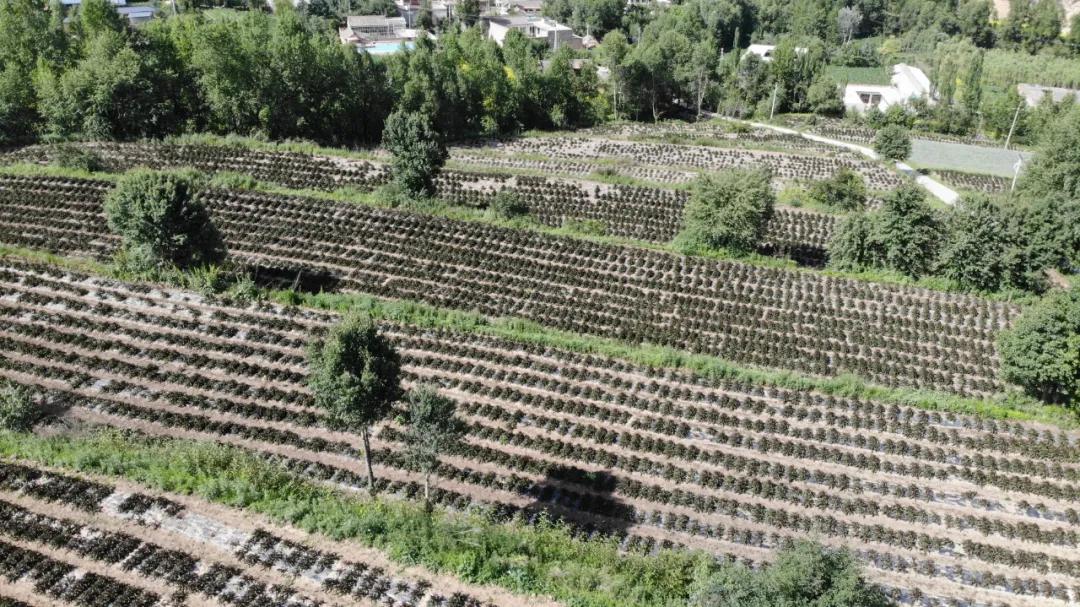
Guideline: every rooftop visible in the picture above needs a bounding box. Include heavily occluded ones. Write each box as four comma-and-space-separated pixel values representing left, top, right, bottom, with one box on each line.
1017, 83, 1080, 107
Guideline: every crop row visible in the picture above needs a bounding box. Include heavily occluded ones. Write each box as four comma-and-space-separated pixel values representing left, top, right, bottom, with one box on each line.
0, 460, 491, 607
0, 260, 1072, 606
2, 143, 835, 263
0, 175, 1015, 395
480, 136, 904, 190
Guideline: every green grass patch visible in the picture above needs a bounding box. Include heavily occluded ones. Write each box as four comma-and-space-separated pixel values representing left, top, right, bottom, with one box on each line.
0, 428, 724, 607
825, 65, 891, 86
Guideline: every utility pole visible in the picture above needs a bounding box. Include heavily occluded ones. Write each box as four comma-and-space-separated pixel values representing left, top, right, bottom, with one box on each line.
1004, 100, 1023, 151
769, 82, 779, 120
1010, 155, 1024, 193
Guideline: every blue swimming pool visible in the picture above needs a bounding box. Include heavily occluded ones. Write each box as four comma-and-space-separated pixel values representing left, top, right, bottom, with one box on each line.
364, 41, 415, 55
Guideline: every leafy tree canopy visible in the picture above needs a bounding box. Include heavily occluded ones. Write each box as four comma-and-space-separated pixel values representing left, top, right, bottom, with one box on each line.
103, 169, 225, 273
999, 288, 1080, 403
678, 169, 775, 256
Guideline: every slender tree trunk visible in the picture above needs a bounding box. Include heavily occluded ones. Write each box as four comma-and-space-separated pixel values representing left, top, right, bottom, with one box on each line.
423, 470, 432, 511
361, 427, 376, 495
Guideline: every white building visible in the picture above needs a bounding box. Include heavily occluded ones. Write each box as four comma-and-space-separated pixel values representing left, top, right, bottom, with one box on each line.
339, 15, 408, 44
742, 44, 807, 63
487, 15, 580, 49
396, 0, 451, 26
493, 0, 541, 14
843, 64, 933, 114
116, 5, 155, 23
1017, 83, 1080, 107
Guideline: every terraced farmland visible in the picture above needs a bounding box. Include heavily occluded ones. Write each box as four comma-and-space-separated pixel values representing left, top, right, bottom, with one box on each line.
0, 259, 1074, 607
0, 459, 511, 607
0, 174, 1013, 395
1, 144, 838, 261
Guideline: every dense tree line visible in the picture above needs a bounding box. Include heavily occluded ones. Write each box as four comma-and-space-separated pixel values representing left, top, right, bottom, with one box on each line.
0, 0, 602, 146
830, 107, 1080, 294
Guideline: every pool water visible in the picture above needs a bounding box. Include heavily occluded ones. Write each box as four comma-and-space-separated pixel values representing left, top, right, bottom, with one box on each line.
364, 41, 415, 55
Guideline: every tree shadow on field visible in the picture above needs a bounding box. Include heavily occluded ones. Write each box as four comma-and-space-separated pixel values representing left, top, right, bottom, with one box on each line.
519, 465, 635, 546
247, 264, 341, 294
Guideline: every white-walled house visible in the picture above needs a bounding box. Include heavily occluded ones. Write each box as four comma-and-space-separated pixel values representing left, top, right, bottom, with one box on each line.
487, 15, 581, 49
843, 64, 933, 114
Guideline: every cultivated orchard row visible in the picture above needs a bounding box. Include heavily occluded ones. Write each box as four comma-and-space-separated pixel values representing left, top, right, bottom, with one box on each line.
0, 260, 1074, 607
0, 460, 493, 607
578, 122, 847, 155
1, 143, 837, 262
469, 137, 904, 190
0, 174, 1013, 395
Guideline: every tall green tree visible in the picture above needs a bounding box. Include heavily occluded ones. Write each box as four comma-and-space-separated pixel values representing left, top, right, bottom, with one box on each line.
457, 0, 480, 26
961, 50, 984, 114
103, 170, 225, 273
403, 384, 466, 508
959, 0, 995, 47
998, 288, 1080, 403
308, 314, 403, 494
937, 194, 1010, 292
1018, 106, 1080, 200
598, 30, 630, 119
875, 184, 942, 277
382, 109, 448, 198
0, 0, 64, 143
677, 169, 775, 256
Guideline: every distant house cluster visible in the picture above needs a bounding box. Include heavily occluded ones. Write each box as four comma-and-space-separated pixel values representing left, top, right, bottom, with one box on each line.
340, 0, 585, 55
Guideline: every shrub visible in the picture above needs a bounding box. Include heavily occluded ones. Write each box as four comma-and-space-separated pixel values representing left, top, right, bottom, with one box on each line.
690, 541, 891, 607
103, 170, 225, 273
998, 288, 1080, 404
807, 76, 844, 117
0, 382, 36, 432
828, 212, 879, 271
873, 124, 911, 161
51, 144, 105, 172
677, 169, 775, 256
807, 168, 867, 211
487, 190, 529, 220
382, 110, 448, 198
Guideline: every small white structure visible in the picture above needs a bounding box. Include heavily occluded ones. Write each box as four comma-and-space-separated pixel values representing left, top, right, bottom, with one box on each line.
396, 0, 451, 27
1017, 83, 1080, 107
117, 5, 155, 23
742, 44, 807, 63
493, 0, 541, 14
843, 63, 932, 114
487, 15, 581, 49
339, 15, 408, 44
